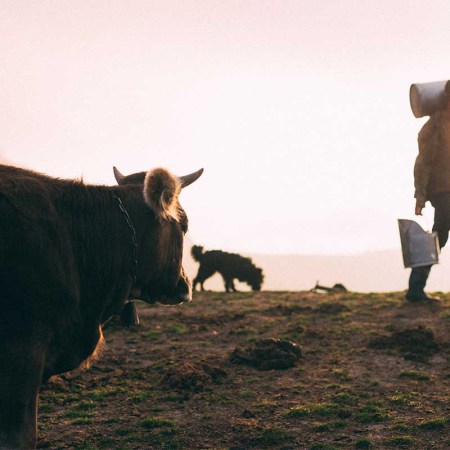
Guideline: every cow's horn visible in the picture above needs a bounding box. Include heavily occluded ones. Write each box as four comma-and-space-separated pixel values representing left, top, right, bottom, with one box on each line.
113, 166, 125, 185
179, 168, 204, 188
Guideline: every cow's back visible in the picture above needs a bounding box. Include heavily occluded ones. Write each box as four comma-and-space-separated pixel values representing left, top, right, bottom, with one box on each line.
0, 167, 79, 327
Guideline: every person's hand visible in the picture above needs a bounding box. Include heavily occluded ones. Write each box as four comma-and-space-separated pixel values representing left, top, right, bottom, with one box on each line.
415, 200, 425, 216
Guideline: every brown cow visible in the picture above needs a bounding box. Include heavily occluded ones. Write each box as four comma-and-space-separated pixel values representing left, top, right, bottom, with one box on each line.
0, 164, 202, 449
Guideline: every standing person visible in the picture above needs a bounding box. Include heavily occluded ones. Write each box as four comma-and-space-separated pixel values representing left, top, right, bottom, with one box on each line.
406, 81, 450, 302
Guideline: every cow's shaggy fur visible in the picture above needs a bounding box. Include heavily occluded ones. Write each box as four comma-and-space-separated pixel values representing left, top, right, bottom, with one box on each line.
191, 245, 264, 292
0, 164, 202, 449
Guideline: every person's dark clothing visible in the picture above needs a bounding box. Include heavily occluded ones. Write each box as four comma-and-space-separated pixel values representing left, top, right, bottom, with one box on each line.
407, 108, 450, 302
430, 192, 450, 248
406, 193, 450, 301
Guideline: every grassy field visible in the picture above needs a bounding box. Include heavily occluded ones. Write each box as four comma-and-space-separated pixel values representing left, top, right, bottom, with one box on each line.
37, 291, 450, 449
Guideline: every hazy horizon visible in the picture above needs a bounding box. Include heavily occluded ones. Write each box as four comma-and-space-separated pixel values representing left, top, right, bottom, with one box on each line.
1, 147, 446, 292
184, 245, 450, 293
2, 1, 450, 258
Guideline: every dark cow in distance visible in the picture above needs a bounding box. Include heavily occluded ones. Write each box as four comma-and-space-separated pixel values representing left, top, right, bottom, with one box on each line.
191, 245, 264, 292
0, 164, 202, 449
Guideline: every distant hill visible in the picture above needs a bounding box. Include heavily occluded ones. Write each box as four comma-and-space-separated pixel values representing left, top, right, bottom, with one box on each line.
184, 243, 450, 293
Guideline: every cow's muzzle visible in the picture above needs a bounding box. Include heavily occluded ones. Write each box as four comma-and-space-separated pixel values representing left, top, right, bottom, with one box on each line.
161, 277, 192, 304
159, 291, 191, 305
137, 278, 192, 305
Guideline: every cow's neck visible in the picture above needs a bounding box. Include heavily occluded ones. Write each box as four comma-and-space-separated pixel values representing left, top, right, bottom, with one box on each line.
53, 184, 139, 323
113, 194, 138, 289
113, 193, 140, 327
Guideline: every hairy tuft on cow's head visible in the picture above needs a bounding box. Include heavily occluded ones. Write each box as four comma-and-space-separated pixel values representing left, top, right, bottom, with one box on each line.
143, 168, 181, 221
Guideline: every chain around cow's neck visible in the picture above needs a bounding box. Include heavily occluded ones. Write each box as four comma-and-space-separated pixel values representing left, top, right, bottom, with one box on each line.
113, 194, 138, 289
114, 194, 140, 327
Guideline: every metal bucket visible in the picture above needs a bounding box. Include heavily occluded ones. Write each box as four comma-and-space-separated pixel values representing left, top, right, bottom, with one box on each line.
398, 219, 439, 268
410, 80, 448, 118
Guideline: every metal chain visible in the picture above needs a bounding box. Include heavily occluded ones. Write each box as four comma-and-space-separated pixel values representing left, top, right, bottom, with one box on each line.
114, 194, 138, 287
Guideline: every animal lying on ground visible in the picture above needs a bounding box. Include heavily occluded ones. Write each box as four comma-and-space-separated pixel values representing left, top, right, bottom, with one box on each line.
191, 245, 264, 292
310, 281, 348, 293
0, 164, 202, 449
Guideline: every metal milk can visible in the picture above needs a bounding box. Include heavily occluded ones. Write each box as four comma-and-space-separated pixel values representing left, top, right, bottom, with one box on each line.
398, 219, 440, 268
410, 80, 448, 118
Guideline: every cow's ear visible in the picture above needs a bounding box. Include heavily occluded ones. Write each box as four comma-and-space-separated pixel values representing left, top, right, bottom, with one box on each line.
143, 168, 181, 221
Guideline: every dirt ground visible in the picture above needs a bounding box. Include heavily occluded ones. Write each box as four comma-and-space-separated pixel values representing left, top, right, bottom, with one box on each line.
37, 290, 450, 449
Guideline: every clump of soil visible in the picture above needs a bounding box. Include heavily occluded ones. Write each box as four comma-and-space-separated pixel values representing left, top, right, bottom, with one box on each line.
160, 362, 227, 392
316, 302, 350, 314
189, 312, 246, 327
263, 304, 312, 316
230, 338, 302, 370
368, 326, 440, 361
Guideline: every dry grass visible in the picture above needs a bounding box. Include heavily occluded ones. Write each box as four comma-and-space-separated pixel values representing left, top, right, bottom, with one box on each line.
37, 291, 450, 449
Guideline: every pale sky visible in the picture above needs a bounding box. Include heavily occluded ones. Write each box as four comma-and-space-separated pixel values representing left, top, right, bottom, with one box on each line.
1, 1, 450, 255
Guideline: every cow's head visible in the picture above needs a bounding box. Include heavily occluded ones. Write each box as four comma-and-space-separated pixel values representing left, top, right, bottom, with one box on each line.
250, 268, 264, 292
114, 166, 203, 305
